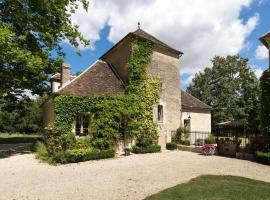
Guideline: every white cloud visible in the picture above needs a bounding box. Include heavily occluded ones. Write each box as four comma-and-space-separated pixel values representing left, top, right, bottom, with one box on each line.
71, 0, 259, 79
252, 66, 264, 78
255, 45, 268, 60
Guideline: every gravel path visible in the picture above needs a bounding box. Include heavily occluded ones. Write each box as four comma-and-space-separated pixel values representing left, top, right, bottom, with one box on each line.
0, 151, 270, 200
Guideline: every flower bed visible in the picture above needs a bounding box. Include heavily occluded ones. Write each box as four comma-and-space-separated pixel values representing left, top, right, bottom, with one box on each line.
202, 144, 216, 155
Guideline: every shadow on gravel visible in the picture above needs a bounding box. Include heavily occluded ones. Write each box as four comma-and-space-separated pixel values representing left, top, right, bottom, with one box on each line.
0, 143, 33, 159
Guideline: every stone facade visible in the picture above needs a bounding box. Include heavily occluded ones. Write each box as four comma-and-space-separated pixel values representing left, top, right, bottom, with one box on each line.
149, 51, 181, 149
43, 28, 212, 151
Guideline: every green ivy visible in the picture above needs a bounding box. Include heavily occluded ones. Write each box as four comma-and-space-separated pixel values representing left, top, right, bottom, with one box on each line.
52, 38, 160, 150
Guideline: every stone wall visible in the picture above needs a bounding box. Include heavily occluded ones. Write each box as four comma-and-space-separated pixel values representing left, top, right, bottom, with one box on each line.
101, 38, 131, 83
148, 51, 181, 149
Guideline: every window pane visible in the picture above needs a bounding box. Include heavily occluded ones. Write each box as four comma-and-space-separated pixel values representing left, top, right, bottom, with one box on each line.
158, 105, 163, 122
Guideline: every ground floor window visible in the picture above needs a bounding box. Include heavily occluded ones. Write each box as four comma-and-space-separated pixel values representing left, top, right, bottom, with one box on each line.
75, 113, 91, 136
157, 105, 163, 122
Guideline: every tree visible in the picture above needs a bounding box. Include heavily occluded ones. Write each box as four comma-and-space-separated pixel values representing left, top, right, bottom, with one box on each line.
0, 95, 47, 133
0, 0, 90, 97
187, 55, 260, 133
260, 69, 270, 141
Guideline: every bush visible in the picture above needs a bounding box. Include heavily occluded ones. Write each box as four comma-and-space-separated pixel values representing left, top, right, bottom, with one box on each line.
35, 141, 115, 164
166, 142, 177, 150
174, 126, 189, 144
132, 145, 161, 154
249, 135, 269, 153
65, 148, 115, 163
205, 135, 216, 144
35, 142, 53, 163
254, 151, 270, 165
75, 136, 91, 149
180, 140, 190, 146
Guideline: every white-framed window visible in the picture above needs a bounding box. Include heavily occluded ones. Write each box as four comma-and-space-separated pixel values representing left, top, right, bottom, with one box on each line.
157, 105, 163, 122
75, 113, 90, 136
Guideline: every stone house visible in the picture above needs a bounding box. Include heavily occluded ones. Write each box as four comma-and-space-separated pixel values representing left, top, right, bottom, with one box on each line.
42, 28, 211, 150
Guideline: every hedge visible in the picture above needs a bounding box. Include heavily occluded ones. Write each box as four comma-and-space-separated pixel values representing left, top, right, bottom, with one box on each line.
166, 142, 177, 150
180, 140, 190, 146
65, 148, 115, 163
0, 134, 42, 144
254, 151, 270, 165
132, 145, 161, 154
35, 142, 115, 164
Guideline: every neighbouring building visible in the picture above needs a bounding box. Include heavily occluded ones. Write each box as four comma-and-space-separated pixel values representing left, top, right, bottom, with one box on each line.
42, 28, 212, 150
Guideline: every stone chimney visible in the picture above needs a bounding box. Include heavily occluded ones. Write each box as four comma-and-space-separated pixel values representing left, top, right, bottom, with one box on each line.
61, 63, 71, 86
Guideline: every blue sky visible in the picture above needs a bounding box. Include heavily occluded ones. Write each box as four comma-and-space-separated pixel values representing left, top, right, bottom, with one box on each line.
61, 0, 270, 90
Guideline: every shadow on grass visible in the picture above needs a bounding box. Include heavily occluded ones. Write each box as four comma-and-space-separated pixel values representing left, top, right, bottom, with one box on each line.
0, 143, 33, 159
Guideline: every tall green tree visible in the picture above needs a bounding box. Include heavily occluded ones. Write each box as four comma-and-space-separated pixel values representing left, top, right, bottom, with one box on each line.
260, 69, 270, 141
187, 55, 260, 133
0, 0, 89, 97
0, 94, 47, 133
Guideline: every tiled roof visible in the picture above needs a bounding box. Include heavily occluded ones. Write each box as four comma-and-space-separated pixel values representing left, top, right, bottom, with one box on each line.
259, 31, 270, 49
132, 29, 183, 55
56, 61, 124, 96
181, 90, 211, 110
100, 28, 183, 60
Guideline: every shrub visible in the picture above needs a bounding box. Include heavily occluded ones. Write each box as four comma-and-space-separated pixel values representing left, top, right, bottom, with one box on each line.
174, 126, 189, 144
249, 135, 269, 153
254, 151, 270, 165
65, 148, 115, 163
166, 142, 177, 150
43, 127, 76, 155
132, 145, 161, 154
75, 136, 91, 149
205, 135, 216, 144
180, 140, 190, 146
35, 142, 54, 163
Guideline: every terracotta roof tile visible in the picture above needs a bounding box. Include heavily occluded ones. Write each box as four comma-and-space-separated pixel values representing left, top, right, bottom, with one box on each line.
56, 61, 124, 96
181, 90, 211, 110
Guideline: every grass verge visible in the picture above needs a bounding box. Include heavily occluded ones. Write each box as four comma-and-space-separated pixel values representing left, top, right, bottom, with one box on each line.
0, 133, 42, 144
145, 175, 270, 200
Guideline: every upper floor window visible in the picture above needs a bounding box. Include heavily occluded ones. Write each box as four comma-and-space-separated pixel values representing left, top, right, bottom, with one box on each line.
157, 105, 163, 122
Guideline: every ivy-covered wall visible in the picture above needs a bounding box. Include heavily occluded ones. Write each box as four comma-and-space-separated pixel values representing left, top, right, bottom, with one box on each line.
53, 38, 161, 150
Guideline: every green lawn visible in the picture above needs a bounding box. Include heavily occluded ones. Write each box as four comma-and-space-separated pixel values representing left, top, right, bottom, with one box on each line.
0, 133, 42, 144
145, 175, 270, 200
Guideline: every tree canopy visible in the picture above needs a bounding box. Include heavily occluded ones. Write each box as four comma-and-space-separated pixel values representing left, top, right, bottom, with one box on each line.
187, 55, 260, 133
0, 0, 89, 98
260, 69, 270, 141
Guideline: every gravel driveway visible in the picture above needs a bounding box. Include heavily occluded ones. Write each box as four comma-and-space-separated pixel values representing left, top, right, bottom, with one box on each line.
1, 151, 270, 200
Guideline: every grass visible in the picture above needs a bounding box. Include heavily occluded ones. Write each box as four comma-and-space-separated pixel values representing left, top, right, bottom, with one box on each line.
145, 175, 270, 200
0, 133, 42, 144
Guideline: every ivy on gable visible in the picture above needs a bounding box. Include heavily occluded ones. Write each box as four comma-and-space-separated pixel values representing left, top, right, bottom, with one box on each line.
53, 38, 161, 150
